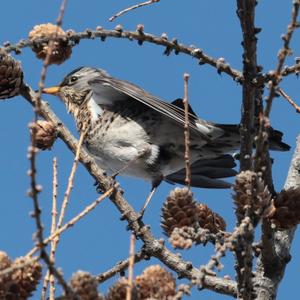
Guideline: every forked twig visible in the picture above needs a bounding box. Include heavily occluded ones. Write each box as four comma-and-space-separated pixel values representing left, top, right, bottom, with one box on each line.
26, 186, 115, 258
57, 124, 89, 229
277, 87, 300, 113
109, 0, 160, 22
183, 73, 191, 187
263, 1, 300, 120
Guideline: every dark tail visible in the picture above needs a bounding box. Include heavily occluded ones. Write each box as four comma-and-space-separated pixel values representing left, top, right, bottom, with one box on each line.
216, 124, 290, 152
165, 154, 237, 189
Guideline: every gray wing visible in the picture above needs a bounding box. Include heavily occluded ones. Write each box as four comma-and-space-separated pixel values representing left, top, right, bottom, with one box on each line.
88, 75, 225, 141
165, 154, 237, 188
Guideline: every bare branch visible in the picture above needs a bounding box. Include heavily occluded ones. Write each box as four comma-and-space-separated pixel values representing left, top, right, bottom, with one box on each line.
255, 1, 300, 183
26, 187, 115, 258
3, 27, 244, 83
235, 0, 258, 298
255, 135, 300, 299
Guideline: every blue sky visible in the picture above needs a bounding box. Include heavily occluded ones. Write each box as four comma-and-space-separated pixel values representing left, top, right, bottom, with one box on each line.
0, 1, 299, 299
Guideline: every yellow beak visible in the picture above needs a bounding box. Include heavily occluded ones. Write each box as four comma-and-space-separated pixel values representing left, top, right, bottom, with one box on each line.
42, 86, 60, 95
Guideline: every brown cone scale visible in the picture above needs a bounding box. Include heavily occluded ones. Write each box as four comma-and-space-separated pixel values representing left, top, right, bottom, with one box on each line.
0, 49, 23, 99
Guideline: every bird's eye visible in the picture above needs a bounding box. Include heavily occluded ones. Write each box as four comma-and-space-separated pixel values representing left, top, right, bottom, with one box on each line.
70, 76, 78, 83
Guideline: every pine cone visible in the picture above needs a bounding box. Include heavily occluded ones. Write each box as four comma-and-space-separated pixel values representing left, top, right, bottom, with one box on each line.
269, 188, 300, 229
161, 187, 198, 236
0, 251, 13, 299
0, 49, 23, 99
29, 120, 57, 150
168, 226, 194, 249
8, 257, 42, 300
70, 271, 104, 300
106, 278, 138, 300
136, 265, 176, 300
28, 23, 72, 65
233, 171, 273, 224
197, 204, 226, 234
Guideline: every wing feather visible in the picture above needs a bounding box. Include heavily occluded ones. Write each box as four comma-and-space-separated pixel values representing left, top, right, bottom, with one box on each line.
89, 75, 224, 141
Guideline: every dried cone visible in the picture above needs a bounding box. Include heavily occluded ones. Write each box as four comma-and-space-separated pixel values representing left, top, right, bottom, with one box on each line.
270, 188, 300, 229
0, 251, 13, 299
8, 257, 42, 300
0, 49, 23, 99
106, 278, 138, 300
161, 187, 198, 236
136, 265, 176, 300
70, 271, 104, 300
30, 120, 57, 150
169, 226, 194, 249
197, 203, 226, 234
233, 171, 273, 224
28, 23, 72, 65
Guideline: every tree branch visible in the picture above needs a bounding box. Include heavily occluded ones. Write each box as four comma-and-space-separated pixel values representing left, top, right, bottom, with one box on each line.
235, 0, 258, 298
255, 136, 300, 299
3, 27, 244, 83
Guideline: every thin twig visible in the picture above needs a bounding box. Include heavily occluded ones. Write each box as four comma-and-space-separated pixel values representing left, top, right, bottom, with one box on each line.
26, 186, 115, 258
41, 158, 58, 300
96, 250, 145, 283
109, 0, 160, 22
126, 234, 136, 300
277, 87, 300, 113
281, 61, 300, 77
183, 73, 191, 188
57, 124, 89, 229
35, 0, 68, 115
50, 157, 58, 299
41, 251, 76, 298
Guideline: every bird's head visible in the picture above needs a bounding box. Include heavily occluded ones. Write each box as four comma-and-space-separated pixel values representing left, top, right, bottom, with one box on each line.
42, 67, 107, 116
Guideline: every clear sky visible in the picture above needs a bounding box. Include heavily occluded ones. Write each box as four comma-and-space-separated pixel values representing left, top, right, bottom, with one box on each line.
0, 1, 299, 299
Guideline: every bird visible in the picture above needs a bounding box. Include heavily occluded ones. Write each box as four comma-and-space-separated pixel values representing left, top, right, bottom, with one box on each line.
42, 67, 290, 209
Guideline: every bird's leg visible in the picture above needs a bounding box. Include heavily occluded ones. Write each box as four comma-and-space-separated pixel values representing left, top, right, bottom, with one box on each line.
139, 177, 162, 218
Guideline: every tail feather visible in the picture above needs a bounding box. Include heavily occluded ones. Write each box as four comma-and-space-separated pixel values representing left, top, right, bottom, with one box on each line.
165, 154, 237, 189
216, 124, 290, 152
268, 128, 291, 151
